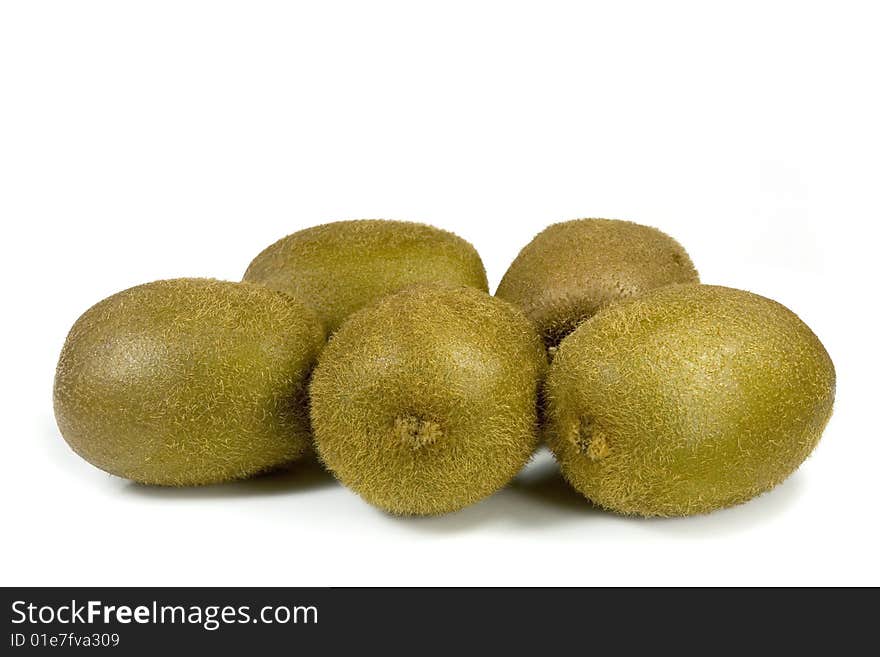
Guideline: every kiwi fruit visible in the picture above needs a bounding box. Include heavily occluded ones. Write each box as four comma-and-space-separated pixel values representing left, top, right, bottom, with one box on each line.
309, 285, 547, 515
544, 284, 835, 517
53, 278, 325, 486
243, 220, 489, 334
496, 218, 699, 348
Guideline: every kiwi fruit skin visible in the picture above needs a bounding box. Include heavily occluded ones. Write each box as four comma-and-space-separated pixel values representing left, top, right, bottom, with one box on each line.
496, 218, 699, 348
243, 220, 489, 334
309, 285, 547, 515
544, 284, 835, 517
53, 278, 325, 486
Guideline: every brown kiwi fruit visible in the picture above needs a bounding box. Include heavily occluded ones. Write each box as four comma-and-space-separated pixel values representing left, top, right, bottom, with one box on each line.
53, 278, 324, 486
309, 285, 547, 515
544, 284, 836, 517
244, 219, 489, 334
496, 218, 699, 348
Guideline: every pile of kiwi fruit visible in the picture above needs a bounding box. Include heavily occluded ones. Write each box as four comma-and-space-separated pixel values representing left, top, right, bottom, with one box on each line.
54, 218, 836, 518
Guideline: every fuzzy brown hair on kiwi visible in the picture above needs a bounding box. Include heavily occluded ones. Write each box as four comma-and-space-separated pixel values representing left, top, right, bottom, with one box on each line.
53, 278, 325, 486
496, 218, 699, 349
309, 285, 547, 515
544, 284, 836, 517
243, 219, 489, 334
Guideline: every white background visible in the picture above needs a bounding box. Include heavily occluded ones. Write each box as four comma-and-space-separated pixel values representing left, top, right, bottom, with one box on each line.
2, 1, 878, 586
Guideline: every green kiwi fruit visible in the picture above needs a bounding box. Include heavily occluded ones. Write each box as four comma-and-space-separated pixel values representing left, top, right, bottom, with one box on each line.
544, 284, 835, 517
53, 278, 324, 486
243, 220, 489, 334
309, 285, 547, 515
496, 218, 699, 348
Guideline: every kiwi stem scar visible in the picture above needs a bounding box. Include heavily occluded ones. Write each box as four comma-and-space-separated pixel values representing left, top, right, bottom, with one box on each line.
572, 417, 610, 460
394, 415, 444, 449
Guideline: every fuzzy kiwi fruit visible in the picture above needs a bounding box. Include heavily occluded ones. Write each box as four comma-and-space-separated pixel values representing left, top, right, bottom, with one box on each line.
53, 278, 325, 486
310, 285, 547, 515
544, 284, 835, 517
243, 220, 489, 334
496, 218, 699, 348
